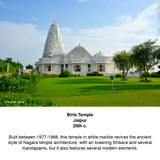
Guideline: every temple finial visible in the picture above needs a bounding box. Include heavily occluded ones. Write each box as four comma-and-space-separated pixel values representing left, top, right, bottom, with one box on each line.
51, 16, 53, 24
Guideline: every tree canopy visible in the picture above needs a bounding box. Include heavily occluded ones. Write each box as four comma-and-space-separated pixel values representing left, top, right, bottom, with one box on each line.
26, 64, 34, 70
131, 39, 160, 82
113, 50, 132, 81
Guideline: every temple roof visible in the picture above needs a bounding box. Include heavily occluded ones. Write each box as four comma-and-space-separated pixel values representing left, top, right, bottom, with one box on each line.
65, 44, 92, 58
94, 50, 108, 57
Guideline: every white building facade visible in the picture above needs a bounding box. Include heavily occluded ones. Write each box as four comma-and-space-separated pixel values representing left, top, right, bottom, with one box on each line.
35, 21, 117, 76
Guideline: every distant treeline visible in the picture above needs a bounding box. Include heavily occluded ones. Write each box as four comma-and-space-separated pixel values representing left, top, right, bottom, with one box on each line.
0, 58, 23, 74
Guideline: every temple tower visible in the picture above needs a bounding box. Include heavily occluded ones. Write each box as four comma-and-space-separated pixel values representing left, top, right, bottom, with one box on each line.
43, 20, 65, 57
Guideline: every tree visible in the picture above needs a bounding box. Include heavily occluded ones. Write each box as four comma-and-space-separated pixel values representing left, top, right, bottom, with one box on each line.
26, 64, 34, 70
113, 50, 132, 81
131, 39, 160, 82
130, 54, 144, 78
4, 58, 12, 64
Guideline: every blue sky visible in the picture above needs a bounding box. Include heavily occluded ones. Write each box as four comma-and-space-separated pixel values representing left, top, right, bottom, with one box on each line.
0, 0, 159, 70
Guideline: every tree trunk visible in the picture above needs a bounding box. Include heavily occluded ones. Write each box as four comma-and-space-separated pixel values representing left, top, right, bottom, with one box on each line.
140, 69, 142, 78
123, 71, 125, 81
145, 70, 147, 82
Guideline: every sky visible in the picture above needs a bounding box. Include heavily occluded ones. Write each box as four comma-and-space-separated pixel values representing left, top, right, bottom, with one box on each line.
0, 0, 159, 70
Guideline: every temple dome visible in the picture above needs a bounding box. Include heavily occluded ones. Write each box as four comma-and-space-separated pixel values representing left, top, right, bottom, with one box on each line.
94, 50, 108, 57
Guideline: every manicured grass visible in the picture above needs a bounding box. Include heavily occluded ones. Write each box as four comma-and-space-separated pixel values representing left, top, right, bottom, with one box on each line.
35, 76, 160, 106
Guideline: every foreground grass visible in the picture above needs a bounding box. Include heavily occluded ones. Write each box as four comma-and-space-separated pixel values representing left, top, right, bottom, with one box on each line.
35, 76, 160, 106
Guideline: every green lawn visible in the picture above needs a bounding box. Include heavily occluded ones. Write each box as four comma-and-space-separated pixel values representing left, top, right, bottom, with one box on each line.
35, 76, 160, 106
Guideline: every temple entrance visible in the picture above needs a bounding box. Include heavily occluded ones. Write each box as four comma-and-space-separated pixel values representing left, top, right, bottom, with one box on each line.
73, 64, 81, 72
98, 64, 105, 72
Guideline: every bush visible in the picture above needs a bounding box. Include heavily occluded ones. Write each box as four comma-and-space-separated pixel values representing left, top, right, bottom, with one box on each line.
98, 73, 103, 76
139, 78, 152, 82
59, 69, 71, 77
0, 75, 36, 94
87, 71, 103, 76
0, 92, 61, 106
93, 71, 98, 76
78, 74, 80, 77
151, 73, 157, 77
115, 74, 123, 78
141, 72, 151, 77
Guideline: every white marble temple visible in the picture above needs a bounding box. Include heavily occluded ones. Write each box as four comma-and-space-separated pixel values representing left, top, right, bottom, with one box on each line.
35, 21, 118, 76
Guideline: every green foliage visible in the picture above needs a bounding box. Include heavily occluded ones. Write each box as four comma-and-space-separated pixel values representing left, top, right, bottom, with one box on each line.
0, 92, 61, 106
59, 69, 71, 77
151, 72, 160, 77
78, 74, 80, 77
26, 64, 34, 70
87, 71, 103, 76
141, 72, 151, 77
113, 50, 132, 81
139, 78, 152, 82
131, 39, 160, 82
0, 58, 23, 74
115, 74, 123, 77
0, 75, 36, 94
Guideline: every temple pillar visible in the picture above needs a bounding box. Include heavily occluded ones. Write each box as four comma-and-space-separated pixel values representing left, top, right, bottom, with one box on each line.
42, 64, 44, 73
64, 64, 65, 71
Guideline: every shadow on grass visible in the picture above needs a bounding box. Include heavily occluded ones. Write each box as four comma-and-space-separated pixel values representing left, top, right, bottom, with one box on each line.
78, 84, 160, 92
53, 77, 139, 85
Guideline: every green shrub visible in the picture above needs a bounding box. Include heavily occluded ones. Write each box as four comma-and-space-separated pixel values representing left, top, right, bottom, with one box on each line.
0, 75, 36, 94
78, 74, 80, 77
0, 92, 61, 106
141, 72, 151, 77
93, 71, 98, 76
98, 73, 103, 76
59, 69, 71, 77
115, 74, 123, 77
87, 71, 103, 76
139, 78, 152, 82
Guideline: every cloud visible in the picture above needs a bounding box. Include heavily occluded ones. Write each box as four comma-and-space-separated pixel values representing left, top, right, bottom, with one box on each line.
116, 3, 157, 32
103, 0, 113, 4
0, 20, 47, 67
61, 3, 157, 55
0, 1, 3, 5
78, 0, 90, 2
32, 17, 38, 21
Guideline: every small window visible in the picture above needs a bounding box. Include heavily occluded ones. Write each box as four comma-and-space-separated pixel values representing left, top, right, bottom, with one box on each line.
65, 64, 68, 68
88, 64, 90, 68
61, 64, 64, 68
88, 69, 90, 72
100, 65, 102, 68
48, 65, 51, 71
